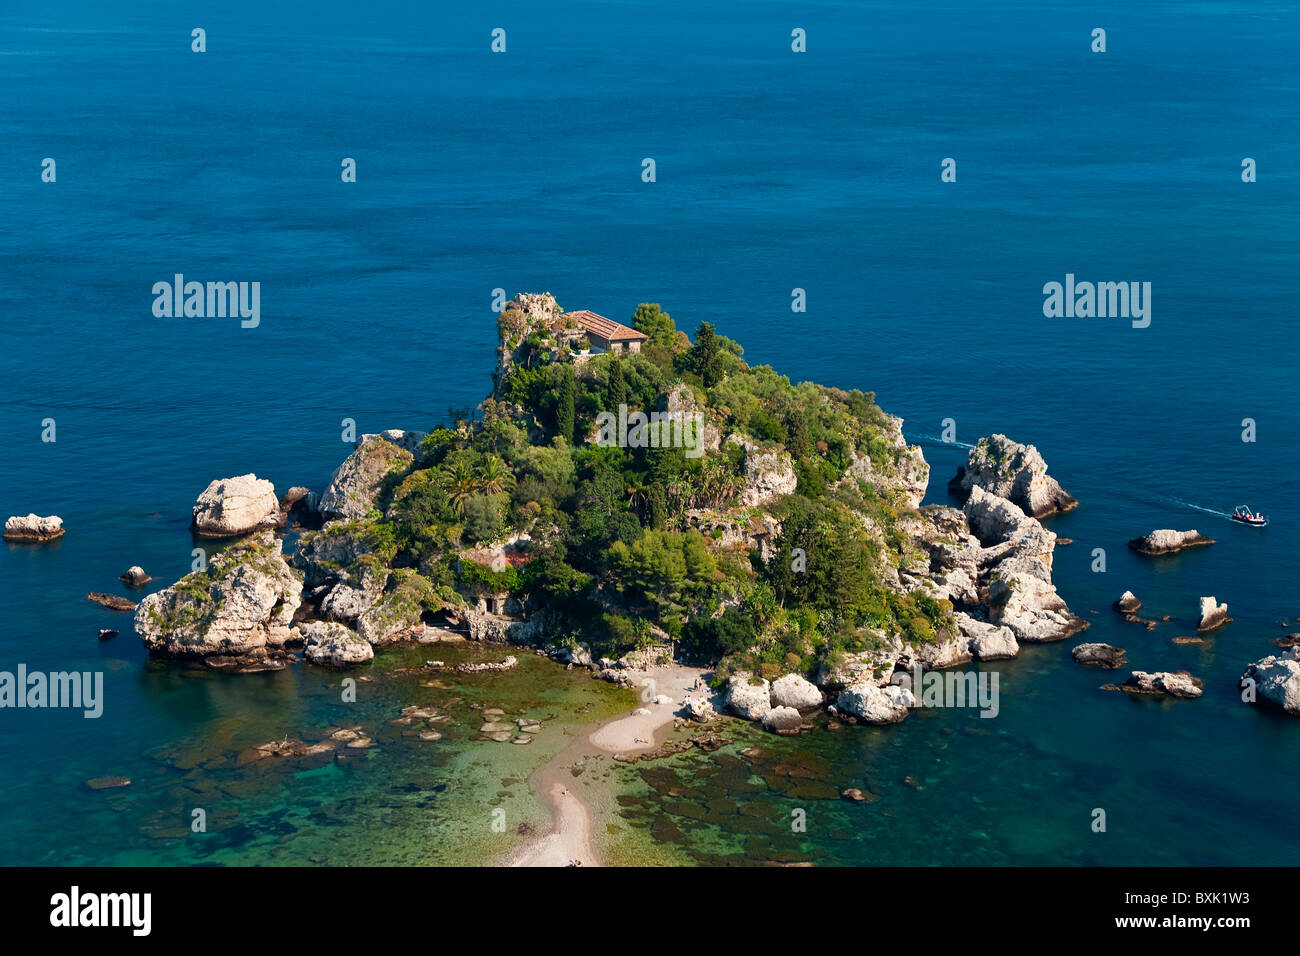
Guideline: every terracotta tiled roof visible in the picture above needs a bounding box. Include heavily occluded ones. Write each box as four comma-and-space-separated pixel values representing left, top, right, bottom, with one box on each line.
560, 310, 647, 342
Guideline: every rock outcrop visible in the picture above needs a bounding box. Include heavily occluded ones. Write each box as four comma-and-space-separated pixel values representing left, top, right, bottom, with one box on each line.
119, 566, 152, 587
135, 532, 303, 671
1113, 670, 1204, 699
1113, 591, 1141, 614
355, 570, 434, 646
3, 514, 64, 542
685, 696, 717, 722
318, 431, 422, 520
725, 675, 772, 720
191, 474, 283, 538
300, 621, 374, 666
836, 682, 915, 724
1241, 651, 1300, 715
950, 434, 1077, 518
962, 486, 1085, 643
1197, 596, 1231, 632
730, 437, 797, 507
770, 673, 824, 710
1128, 529, 1214, 556
1072, 643, 1127, 669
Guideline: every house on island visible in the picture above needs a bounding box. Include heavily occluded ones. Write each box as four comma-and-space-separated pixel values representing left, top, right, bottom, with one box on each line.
559, 310, 647, 355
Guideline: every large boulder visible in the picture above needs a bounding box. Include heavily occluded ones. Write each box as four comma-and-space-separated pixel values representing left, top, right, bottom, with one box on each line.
770, 673, 824, 710
951, 434, 1076, 518
724, 675, 772, 720
761, 706, 804, 734
191, 474, 282, 538
135, 532, 303, 670
1113, 590, 1141, 614
1242, 651, 1300, 715
1197, 596, 1231, 632
956, 612, 1020, 661
836, 682, 915, 724
318, 431, 422, 520
1127, 529, 1214, 556
300, 621, 373, 666
3, 514, 65, 542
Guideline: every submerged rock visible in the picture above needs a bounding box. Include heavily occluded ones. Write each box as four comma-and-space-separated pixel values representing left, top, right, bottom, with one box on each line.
1072, 642, 1127, 669
1197, 596, 1231, 632
191, 474, 283, 538
3, 514, 65, 542
1127, 529, 1214, 556
85, 776, 131, 790
88, 592, 136, 611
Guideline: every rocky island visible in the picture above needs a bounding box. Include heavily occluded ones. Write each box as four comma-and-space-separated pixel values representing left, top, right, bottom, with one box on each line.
135, 294, 1086, 724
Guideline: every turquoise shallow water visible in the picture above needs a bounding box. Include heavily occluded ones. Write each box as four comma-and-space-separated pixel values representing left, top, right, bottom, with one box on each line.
1, 0, 1298, 864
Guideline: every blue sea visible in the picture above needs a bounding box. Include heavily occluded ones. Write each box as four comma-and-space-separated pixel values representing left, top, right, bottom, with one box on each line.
1, 0, 1298, 865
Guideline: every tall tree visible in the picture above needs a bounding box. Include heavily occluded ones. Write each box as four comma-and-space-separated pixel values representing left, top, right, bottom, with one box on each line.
607, 359, 629, 411
647, 482, 668, 530
687, 322, 724, 387
555, 365, 576, 444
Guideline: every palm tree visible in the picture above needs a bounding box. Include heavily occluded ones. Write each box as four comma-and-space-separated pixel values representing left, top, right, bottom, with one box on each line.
476, 455, 515, 496
443, 459, 479, 514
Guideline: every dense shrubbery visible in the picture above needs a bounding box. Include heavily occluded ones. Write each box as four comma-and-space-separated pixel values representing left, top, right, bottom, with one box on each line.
366, 302, 946, 665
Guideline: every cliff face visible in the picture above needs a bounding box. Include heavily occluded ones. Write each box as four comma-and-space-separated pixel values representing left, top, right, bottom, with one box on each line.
135, 293, 1083, 709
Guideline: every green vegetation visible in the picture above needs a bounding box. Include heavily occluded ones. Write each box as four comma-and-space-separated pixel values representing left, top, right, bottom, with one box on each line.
339, 299, 947, 676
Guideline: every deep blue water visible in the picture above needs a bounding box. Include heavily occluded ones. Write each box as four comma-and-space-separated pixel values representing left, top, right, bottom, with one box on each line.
1, 0, 1297, 864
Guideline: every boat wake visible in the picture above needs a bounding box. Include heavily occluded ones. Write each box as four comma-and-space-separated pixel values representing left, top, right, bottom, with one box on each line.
907, 432, 976, 451
1153, 496, 1236, 521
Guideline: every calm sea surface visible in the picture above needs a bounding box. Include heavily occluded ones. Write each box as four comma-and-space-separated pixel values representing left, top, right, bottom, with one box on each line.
1, 0, 1297, 864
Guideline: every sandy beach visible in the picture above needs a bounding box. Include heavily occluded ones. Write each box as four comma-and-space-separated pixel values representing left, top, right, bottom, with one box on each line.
503, 663, 715, 867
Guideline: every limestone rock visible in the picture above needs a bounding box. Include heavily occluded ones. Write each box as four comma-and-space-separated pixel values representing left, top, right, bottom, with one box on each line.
119, 566, 152, 587
135, 532, 303, 669
355, 570, 434, 646
1128, 529, 1214, 556
730, 437, 797, 507
1120, 670, 1203, 699
761, 705, 804, 734
770, 673, 824, 711
300, 621, 374, 666
3, 514, 65, 542
836, 682, 915, 724
1113, 591, 1141, 614
1197, 596, 1231, 632
685, 696, 717, 722
191, 474, 283, 538
318, 431, 421, 520
724, 675, 772, 720
1241, 651, 1300, 715
957, 613, 1020, 661
952, 434, 1077, 517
